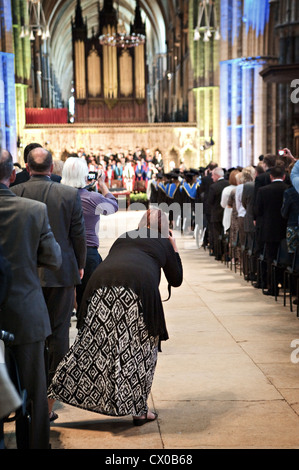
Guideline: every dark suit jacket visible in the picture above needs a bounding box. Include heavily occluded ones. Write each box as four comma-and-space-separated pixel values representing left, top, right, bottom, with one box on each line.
207, 178, 230, 223
10, 168, 61, 187
11, 176, 86, 287
242, 181, 255, 233
256, 181, 289, 243
253, 169, 291, 220
0, 184, 62, 345
196, 173, 213, 216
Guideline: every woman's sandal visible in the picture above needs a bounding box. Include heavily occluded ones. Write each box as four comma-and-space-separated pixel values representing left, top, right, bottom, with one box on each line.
49, 411, 59, 422
133, 412, 158, 427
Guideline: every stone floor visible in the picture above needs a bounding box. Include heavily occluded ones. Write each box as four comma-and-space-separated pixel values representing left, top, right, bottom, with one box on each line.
4, 210, 299, 450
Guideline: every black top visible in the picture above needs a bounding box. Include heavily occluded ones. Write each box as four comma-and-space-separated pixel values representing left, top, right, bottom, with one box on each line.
77, 227, 183, 342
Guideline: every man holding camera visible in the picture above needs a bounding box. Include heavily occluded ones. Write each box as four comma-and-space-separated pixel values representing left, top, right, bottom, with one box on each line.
59, 158, 118, 314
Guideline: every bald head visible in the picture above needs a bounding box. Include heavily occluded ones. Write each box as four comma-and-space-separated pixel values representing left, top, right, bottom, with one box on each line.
27, 147, 53, 175
0, 149, 14, 185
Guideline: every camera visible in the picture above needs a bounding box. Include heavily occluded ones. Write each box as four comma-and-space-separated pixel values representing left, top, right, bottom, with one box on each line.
278, 150, 285, 156
87, 171, 98, 181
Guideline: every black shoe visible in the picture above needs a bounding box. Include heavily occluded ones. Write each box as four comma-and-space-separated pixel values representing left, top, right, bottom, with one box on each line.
246, 274, 257, 281
49, 411, 59, 422
263, 289, 278, 296
252, 282, 262, 289
263, 290, 273, 296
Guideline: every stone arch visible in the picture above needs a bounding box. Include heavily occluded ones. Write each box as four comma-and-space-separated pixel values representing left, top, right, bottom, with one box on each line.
181, 144, 198, 170
165, 145, 181, 171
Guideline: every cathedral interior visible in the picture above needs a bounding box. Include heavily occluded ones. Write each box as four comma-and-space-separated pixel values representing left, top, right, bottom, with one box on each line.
0, 0, 299, 171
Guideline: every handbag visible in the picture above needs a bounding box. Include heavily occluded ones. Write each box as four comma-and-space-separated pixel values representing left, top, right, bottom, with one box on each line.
286, 225, 299, 253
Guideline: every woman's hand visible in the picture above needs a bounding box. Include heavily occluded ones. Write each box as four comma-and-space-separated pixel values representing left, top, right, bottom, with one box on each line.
282, 148, 296, 160
97, 170, 106, 184
97, 171, 109, 196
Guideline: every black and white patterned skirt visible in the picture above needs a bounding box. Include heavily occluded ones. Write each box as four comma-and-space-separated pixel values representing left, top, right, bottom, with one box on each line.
48, 286, 159, 417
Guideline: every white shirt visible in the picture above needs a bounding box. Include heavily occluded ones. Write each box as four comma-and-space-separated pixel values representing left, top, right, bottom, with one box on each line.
221, 184, 235, 209
235, 184, 246, 217
221, 185, 235, 231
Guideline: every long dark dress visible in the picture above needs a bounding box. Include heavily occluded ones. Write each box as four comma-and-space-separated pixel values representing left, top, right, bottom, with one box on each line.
48, 227, 183, 417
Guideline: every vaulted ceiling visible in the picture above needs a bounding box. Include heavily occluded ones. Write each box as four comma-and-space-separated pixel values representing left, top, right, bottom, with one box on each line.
40, 0, 179, 103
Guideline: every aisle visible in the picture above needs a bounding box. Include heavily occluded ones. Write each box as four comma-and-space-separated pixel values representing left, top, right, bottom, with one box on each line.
52, 211, 299, 449
5, 210, 299, 449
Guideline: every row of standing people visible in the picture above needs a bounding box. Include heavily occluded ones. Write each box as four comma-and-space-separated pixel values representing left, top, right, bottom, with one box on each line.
201, 150, 299, 297
0, 144, 182, 448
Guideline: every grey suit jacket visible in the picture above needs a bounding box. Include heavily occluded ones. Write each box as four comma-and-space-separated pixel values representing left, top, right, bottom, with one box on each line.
0, 185, 62, 345
12, 176, 87, 287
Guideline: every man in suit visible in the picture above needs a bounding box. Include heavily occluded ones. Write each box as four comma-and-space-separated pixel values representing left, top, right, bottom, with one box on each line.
11, 147, 86, 421
253, 155, 277, 242
256, 165, 289, 295
250, 154, 277, 288
10, 142, 61, 187
242, 173, 257, 281
197, 162, 218, 250
207, 167, 230, 260
0, 244, 22, 450
0, 149, 61, 448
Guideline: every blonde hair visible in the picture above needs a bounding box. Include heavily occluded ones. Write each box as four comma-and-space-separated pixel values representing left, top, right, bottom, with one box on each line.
235, 172, 243, 184
242, 165, 256, 183
61, 157, 88, 188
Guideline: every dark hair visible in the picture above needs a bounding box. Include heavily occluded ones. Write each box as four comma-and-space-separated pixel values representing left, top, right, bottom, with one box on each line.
270, 165, 285, 179
263, 154, 277, 169
255, 163, 265, 175
27, 148, 53, 172
24, 142, 42, 164
206, 161, 218, 171
0, 149, 13, 181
